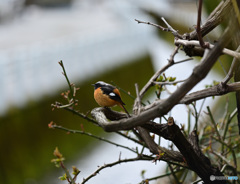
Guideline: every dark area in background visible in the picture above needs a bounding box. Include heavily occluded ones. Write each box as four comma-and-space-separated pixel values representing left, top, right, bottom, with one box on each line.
25, 0, 72, 7
0, 55, 154, 184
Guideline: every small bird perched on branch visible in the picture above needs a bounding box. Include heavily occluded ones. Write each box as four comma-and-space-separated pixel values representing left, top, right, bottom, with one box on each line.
92, 81, 130, 117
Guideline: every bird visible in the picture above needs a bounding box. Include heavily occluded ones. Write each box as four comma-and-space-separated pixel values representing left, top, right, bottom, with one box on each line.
92, 81, 130, 117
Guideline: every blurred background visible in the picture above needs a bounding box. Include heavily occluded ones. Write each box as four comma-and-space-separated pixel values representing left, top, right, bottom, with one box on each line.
0, 0, 232, 184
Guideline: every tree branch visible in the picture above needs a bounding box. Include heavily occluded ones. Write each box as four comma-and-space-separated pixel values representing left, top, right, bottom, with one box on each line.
137, 46, 186, 101
222, 46, 240, 85
153, 79, 186, 86
182, 0, 232, 57
92, 26, 232, 132
142, 81, 240, 112
196, 0, 209, 48
143, 117, 225, 184
135, 19, 169, 32
81, 156, 152, 184
179, 82, 240, 104
175, 39, 240, 59
50, 124, 137, 154
187, 0, 232, 40
135, 18, 183, 39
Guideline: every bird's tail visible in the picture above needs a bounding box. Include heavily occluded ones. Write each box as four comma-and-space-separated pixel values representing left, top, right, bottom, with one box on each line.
119, 103, 130, 118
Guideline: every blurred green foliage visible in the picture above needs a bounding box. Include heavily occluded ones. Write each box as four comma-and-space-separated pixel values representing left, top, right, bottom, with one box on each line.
0, 55, 154, 184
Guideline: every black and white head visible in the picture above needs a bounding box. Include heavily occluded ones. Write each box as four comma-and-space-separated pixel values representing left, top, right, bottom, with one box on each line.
92, 81, 112, 89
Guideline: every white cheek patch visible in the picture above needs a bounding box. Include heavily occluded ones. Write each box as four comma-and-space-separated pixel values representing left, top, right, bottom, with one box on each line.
109, 92, 116, 97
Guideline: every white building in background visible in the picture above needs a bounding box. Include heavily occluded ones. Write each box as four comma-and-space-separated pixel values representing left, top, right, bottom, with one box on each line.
0, 0, 201, 115
0, 0, 159, 114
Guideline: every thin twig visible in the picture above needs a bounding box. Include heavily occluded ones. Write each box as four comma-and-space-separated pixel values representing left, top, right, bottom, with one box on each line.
139, 168, 185, 184
196, 0, 209, 48
168, 45, 180, 64
52, 102, 98, 125
174, 57, 193, 64
135, 19, 169, 32
116, 131, 145, 146
50, 124, 137, 154
161, 17, 183, 39
191, 102, 199, 133
60, 161, 75, 184
138, 62, 172, 100
168, 163, 181, 184
207, 106, 222, 141
135, 18, 183, 39
138, 46, 187, 100
222, 45, 240, 85
134, 83, 142, 115
153, 79, 186, 86
52, 102, 75, 109
189, 0, 232, 40
82, 156, 152, 184
207, 147, 232, 166
58, 60, 76, 103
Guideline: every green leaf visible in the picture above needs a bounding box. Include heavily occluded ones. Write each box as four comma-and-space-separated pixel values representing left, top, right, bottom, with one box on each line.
157, 75, 164, 82
59, 173, 67, 181
169, 77, 176, 82
141, 170, 146, 178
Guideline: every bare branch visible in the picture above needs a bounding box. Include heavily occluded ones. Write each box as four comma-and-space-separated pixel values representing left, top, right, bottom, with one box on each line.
143, 82, 240, 111
52, 102, 98, 125
58, 60, 77, 104
175, 39, 240, 59
222, 46, 240, 84
144, 117, 225, 183
161, 17, 183, 39
136, 127, 159, 154
135, 17, 183, 39
180, 82, 240, 104
50, 124, 137, 154
139, 168, 185, 184
81, 156, 152, 184
138, 62, 172, 100
153, 79, 186, 86
196, 0, 209, 48
188, 0, 232, 40
135, 19, 169, 32
208, 148, 232, 166
133, 83, 142, 114
138, 46, 185, 100
168, 45, 180, 63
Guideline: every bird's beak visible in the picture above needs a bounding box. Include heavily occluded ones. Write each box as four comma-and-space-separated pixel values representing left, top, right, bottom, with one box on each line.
91, 84, 95, 86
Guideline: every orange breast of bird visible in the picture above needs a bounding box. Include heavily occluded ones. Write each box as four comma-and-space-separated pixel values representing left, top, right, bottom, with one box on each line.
94, 87, 120, 107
